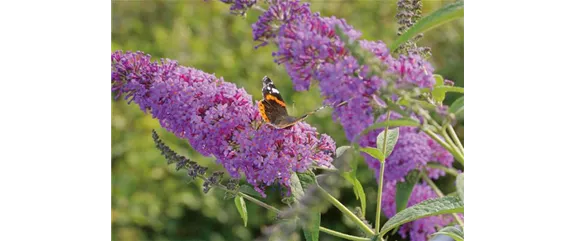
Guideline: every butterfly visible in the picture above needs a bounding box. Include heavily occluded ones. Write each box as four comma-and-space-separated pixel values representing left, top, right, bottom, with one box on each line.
257, 76, 328, 129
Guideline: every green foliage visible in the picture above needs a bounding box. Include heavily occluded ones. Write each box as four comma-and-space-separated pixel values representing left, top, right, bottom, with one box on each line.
335, 145, 352, 159
360, 147, 385, 162
450, 96, 464, 120
376, 128, 400, 158
361, 128, 400, 163
290, 172, 320, 241
238, 185, 263, 198
234, 196, 248, 227
456, 173, 464, 202
432, 74, 446, 103
112, 1, 463, 240
432, 226, 464, 241
380, 196, 464, 235
338, 146, 368, 215
395, 170, 421, 213
356, 119, 420, 143
390, 0, 464, 52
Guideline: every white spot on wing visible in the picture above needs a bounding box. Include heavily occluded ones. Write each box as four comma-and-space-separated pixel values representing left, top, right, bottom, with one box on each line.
271, 88, 280, 94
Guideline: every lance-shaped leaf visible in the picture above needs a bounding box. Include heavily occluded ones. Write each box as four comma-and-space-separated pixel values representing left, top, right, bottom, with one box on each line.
380, 196, 463, 235
234, 196, 248, 227
376, 128, 400, 158
456, 173, 464, 202
431, 226, 464, 241
395, 170, 421, 213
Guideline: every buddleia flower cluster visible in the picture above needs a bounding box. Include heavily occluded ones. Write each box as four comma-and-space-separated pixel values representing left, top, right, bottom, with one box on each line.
248, 0, 456, 240
112, 51, 336, 196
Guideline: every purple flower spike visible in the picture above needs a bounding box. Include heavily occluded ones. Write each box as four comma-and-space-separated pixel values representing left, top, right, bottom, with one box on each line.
382, 181, 454, 241
216, 0, 256, 15
274, 14, 362, 91
387, 54, 436, 89
252, 0, 312, 48
228, 0, 257, 15
112, 51, 335, 196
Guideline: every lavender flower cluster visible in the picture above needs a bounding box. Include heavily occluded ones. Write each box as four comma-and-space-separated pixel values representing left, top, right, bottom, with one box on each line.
112, 51, 335, 196
250, 1, 456, 240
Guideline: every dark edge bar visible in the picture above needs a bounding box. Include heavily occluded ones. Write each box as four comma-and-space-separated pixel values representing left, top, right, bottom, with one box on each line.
104, 0, 112, 241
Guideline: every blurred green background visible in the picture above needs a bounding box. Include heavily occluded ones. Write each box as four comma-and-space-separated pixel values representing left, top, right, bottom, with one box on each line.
111, 1, 463, 240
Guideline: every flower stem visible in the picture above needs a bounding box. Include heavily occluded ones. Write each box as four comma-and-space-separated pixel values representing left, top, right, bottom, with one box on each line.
447, 124, 464, 154
421, 173, 464, 227
235, 188, 369, 240
426, 163, 460, 177
413, 106, 464, 162
423, 129, 464, 165
252, 5, 267, 12
441, 128, 463, 158
236, 192, 281, 213
319, 227, 371, 241
375, 111, 391, 233
209, 180, 282, 213
317, 185, 375, 236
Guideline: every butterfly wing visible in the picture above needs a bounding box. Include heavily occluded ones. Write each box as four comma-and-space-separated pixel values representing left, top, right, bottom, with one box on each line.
259, 76, 289, 126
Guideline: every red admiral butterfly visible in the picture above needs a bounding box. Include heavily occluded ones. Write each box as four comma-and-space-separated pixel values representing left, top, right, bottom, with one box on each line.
258, 76, 327, 129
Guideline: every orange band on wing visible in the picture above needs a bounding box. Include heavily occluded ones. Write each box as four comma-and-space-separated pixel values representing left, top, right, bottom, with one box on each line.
265, 94, 286, 107
258, 101, 270, 122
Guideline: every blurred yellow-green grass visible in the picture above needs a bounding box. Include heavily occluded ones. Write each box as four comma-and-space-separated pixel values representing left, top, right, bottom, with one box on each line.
112, 1, 463, 240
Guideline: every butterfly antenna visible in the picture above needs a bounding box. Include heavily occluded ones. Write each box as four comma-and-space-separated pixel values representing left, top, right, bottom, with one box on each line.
296, 96, 356, 121
337, 96, 358, 107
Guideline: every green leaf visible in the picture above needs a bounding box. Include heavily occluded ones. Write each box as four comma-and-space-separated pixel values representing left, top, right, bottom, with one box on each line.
360, 147, 385, 162
290, 172, 320, 241
340, 172, 352, 183
342, 173, 358, 198
432, 85, 463, 104
434, 86, 464, 94
395, 170, 421, 213
432, 75, 446, 102
354, 178, 367, 215
357, 119, 420, 142
446, 192, 459, 197
390, 0, 464, 52
342, 174, 367, 215
385, 100, 412, 117
339, 147, 365, 214
302, 211, 321, 241
333, 145, 354, 171
290, 173, 305, 201
433, 74, 444, 86
238, 185, 262, 198
456, 173, 464, 202
432, 226, 464, 241
449, 96, 464, 120
297, 171, 317, 190
234, 196, 248, 227
376, 128, 400, 158
335, 145, 351, 158
380, 196, 464, 235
